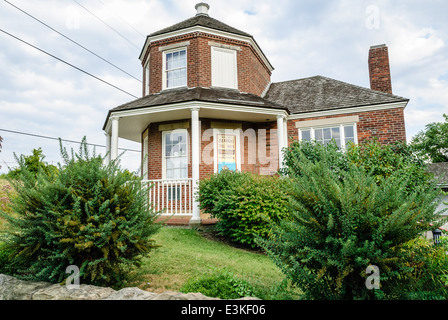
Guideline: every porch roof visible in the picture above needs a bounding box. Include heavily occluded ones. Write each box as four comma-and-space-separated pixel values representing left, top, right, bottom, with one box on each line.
103, 87, 289, 143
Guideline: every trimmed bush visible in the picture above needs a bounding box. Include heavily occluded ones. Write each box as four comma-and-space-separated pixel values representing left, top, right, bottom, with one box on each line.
181, 269, 255, 299
198, 170, 290, 248
0, 138, 160, 288
258, 141, 447, 299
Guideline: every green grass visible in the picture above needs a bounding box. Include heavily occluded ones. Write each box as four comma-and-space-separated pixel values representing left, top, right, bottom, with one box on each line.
131, 227, 300, 299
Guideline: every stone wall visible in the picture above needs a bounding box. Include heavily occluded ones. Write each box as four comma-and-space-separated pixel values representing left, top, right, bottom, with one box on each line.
0, 274, 258, 300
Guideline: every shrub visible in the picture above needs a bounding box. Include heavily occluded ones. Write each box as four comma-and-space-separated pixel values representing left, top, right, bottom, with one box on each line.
258, 142, 447, 299
181, 269, 255, 299
0, 138, 161, 288
198, 170, 290, 248
6, 148, 58, 180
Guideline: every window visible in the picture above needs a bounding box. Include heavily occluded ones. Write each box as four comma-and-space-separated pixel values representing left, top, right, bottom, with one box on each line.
213, 128, 241, 173
299, 124, 357, 149
163, 49, 187, 89
162, 130, 188, 179
211, 47, 237, 89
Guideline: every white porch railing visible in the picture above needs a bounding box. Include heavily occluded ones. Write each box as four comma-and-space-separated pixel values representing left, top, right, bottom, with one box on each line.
142, 179, 193, 215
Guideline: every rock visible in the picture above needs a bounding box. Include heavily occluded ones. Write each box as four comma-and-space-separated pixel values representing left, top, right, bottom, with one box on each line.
0, 274, 51, 300
151, 291, 220, 300
0, 274, 259, 300
103, 287, 157, 300
32, 283, 115, 300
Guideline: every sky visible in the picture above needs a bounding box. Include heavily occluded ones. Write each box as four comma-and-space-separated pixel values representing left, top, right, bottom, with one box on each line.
0, 0, 447, 174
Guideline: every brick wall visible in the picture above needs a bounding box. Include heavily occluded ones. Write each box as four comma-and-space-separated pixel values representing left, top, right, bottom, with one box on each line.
144, 118, 279, 180
142, 32, 272, 96
288, 107, 406, 146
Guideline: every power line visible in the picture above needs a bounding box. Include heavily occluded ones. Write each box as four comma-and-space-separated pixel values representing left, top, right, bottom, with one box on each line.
0, 27, 139, 99
0, 128, 141, 153
72, 0, 140, 49
96, 0, 146, 38
3, 0, 142, 83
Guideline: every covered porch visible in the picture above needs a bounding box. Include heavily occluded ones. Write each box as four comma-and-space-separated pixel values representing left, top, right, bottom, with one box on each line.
102, 87, 289, 226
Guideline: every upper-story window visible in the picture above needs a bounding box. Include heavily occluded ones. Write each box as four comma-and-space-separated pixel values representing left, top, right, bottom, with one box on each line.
163, 48, 187, 89
211, 46, 238, 89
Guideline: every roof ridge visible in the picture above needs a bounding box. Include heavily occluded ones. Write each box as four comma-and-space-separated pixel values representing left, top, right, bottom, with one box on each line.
148, 14, 252, 38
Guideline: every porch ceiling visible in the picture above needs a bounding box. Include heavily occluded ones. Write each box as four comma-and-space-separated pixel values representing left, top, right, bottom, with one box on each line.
107, 102, 287, 143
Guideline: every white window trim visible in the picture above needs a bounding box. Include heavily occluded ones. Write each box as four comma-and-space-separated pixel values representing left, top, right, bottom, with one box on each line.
162, 47, 187, 90
211, 46, 238, 90
298, 123, 358, 149
213, 128, 241, 173
144, 58, 150, 96
162, 129, 189, 180
142, 136, 149, 179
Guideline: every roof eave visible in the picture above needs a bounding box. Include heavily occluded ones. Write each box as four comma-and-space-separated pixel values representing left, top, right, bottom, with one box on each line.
138, 25, 274, 72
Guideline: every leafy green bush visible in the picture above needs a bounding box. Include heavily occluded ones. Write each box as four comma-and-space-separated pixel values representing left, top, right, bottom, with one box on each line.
181, 269, 256, 299
198, 170, 290, 248
393, 237, 448, 300
258, 142, 447, 300
0, 138, 161, 288
6, 148, 58, 180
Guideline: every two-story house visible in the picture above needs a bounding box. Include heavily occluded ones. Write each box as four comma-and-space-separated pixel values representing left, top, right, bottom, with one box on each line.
102, 3, 409, 226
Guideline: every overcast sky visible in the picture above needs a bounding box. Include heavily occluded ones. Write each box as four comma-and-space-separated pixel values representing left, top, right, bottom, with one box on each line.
1, 0, 447, 174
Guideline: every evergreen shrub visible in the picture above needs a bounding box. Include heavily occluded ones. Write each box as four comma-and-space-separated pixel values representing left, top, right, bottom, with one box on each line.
258, 141, 447, 299
198, 170, 290, 248
0, 138, 160, 288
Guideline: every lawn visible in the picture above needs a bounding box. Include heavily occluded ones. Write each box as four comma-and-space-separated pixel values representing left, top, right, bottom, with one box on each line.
130, 227, 299, 299
0, 177, 299, 299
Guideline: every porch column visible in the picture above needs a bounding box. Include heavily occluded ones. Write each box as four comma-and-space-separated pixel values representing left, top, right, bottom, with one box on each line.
110, 116, 119, 161
105, 132, 111, 165
277, 115, 286, 170
190, 107, 201, 226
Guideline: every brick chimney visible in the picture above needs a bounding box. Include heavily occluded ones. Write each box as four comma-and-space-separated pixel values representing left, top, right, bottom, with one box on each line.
368, 44, 392, 94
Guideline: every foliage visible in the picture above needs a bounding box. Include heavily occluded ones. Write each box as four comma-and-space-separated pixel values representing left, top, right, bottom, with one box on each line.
198, 170, 290, 248
0, 136, 2, 170
6, 148, 58, 180
390, 237, 448, 300
411, 113, 448, 163
283, 139, 433, 192
181, 269, 256, 299
258, 142, 446, 299
0, 138, 161, 288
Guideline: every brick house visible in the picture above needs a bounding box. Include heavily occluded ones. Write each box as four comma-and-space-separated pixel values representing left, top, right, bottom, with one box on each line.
102, 3, 409, 226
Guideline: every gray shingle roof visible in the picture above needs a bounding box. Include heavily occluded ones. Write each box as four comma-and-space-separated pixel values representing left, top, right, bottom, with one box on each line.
106, 86, 286, 118
263, 75, 409, 114
148, 14, 252, 38
428, 162, 448, 186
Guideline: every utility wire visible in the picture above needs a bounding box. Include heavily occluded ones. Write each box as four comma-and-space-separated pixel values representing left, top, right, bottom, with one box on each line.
96, 0, 146, 38
3, 0, 141, 83
0, 128, 141, 153
72, 0, 140, 49
0, 27, 139, 99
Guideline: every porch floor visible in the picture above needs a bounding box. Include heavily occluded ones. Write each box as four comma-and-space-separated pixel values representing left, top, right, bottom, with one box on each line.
156, 216, 219, 227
